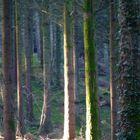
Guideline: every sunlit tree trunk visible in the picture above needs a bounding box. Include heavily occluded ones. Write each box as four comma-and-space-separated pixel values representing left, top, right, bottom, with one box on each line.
84, 0, 100, 139
118, 0, 140, 139
2, 0, 16, 139
109, 0, 117, 140
15, 0, 25, 136
63, 1, 76, 139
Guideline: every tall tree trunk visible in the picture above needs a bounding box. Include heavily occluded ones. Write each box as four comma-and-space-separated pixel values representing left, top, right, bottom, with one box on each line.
50, 21, 57, 88
34, 10, 41, 61
15, 0, 25, 136
84, 0, 100, 139
2, 0, 16, 139
25, 0, 33, 122
11, 0, 17, 89
39, 0, 52, 133
63, 1, 76, 139
55, 24, 62, 89
73, 0, 80, 127
109, 0, 117, 140
118, 0, 140, 139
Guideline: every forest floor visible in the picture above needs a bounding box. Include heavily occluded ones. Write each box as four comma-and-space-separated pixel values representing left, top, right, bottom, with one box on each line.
0, 133, 84, 140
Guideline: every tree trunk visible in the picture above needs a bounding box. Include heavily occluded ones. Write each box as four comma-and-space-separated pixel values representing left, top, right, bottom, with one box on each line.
11, 0, 17, 89
38, 0, 52, 133
63, 1, 76, 139
34, 10, 41, 61
25, 0, 33, 122
84, 0, 100, 139
2, 0, 16, 139
50, 21, 57, 88
109, 0, 117, 140
55, 24, 62, 89
15, 0, 25, 136
118, 0, 140, 139
73, 0, 80, 127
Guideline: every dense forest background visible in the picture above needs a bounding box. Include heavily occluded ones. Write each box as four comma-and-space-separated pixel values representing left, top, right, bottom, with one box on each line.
0, 0, 140, 140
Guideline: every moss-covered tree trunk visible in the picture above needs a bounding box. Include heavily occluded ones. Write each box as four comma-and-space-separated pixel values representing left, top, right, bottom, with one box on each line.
118, 0, 140, 139
84, 0, 100, 139
2, 0, 16, 139
63, 0, 76, 139
109, 0, 117, 140
15, 0, 25, 136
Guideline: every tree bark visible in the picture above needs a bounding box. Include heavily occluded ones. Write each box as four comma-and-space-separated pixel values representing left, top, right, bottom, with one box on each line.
24, 0, 33, 122
15, 0, 25, 136
109, 0, 117, 140
34, 10, 41, 61
84, 0, 100, 139
63, 1, 76, 140
38, 0, 52, 134
56, 24, 62, 89
73, 0, 80, 127
118, 0, 140, 139
2, 0, 16, 139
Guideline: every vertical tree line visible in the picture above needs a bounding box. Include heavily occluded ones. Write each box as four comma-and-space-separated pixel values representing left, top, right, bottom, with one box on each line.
0, 0, 140, 140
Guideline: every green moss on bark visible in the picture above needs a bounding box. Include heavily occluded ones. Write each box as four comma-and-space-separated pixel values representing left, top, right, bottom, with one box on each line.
84, 0, 100, 139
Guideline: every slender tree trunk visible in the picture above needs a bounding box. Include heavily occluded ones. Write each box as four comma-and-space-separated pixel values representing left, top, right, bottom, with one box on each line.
109, 0, 117, 140
118, 0, 140, 139
84, 0, 100, 139
15, 0, 25, 136
50, 21, 57, 87
63, 1, 76, 139
2, 0, 16, 139
39, 1, 52, 133
34, 10, 41, 61
55, 24, 62, 89
11, 0, 17, 89
25, 0, 33, 121
73, 0, 80, 126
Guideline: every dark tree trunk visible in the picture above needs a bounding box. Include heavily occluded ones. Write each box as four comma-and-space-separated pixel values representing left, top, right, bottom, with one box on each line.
118, 0, 140, 139
25, 0, 33, 122
55, 24, 62, 89
2, 0, 16, 139
73, 0, 80, 127
109, 0, 117, 140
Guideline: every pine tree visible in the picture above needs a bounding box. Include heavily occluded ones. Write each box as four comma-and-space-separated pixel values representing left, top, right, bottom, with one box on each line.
63, 0, 76, 139
109, 0, 117, 139
39, 0, 52, 134
15, 0, 25, 136
2, 0, 16, 139
84, 0, 100, 139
